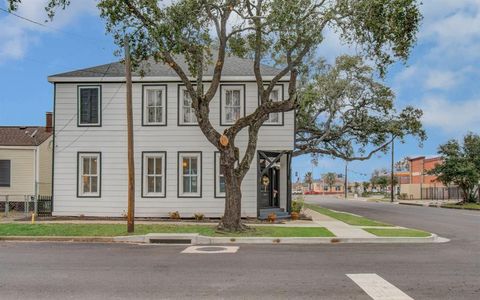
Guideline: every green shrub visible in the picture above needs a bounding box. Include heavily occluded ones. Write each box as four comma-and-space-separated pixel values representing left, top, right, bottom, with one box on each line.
292, 196, 304, 213
169, 211, 180, 219
193, 213, 204, 221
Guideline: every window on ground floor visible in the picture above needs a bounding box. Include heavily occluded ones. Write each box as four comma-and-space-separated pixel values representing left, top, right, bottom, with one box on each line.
78, 152, 101, 197
178, 152, 201, 197
215, 152, 226, 197
0, 160, 11, 187
142, 152, 166, 197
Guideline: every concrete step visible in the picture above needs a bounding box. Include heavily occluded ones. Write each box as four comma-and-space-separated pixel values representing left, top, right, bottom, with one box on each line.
259, 208, 285, 213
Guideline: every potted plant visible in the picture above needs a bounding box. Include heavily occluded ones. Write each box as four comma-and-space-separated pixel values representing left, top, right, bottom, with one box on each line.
291, 196, 304, 220
290, 211, 299, 221
267, 212, 277, 223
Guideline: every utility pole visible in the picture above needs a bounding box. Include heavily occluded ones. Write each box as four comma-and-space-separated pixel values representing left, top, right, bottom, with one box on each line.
344, 160, 348, 200
390, 136, 395, 203
125, 36, 135, 233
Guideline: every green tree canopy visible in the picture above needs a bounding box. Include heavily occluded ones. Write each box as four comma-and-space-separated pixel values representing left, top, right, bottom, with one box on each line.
8, 0, 423, 231
294, 55, 425, 160
430, 133, 480, 203
322, 172, 337, 188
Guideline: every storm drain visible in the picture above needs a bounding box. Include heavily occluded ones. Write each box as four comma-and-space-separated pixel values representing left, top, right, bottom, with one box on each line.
149, 238, 192, 244
181, 246, 239, 254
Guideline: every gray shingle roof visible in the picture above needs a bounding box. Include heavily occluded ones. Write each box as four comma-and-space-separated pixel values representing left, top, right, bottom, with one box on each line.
0, 127, 52, 146
50, 55, 282, 78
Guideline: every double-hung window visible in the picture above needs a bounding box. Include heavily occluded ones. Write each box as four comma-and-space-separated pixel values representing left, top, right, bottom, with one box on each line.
78, 86, 101, 126
221, 85, 244, 125
214, 152, 226, 197
178, 152, 201, 197
179, 87, 197, 125
142, 152, 166, 197
143, 85, 167, 126
78, 153, 101, 197
0, 160, 11, 187
262, 85, 283, 125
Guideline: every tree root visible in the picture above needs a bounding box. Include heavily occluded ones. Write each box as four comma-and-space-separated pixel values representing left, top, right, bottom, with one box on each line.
216, 221, 251, 233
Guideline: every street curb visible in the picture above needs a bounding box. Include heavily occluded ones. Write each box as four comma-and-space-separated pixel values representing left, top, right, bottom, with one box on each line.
398, 202, 428, 207
112, 233, 445, 245
0, 236, 114, 243
438, 205, 480, 211
0, 234, 446, 245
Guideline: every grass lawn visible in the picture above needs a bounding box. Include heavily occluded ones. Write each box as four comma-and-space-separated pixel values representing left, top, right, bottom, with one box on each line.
364, 228, 431, 237
441, 203, 480, 210
305, 204, 393, 227
0, 223, 335, 238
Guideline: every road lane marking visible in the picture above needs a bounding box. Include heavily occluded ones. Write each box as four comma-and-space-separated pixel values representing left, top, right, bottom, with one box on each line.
346, 273, 414, 300
181, 246, 239, 254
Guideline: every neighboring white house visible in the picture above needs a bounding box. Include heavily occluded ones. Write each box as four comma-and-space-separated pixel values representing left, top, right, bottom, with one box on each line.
48, 56, 294, 218
0, 113, 53, 200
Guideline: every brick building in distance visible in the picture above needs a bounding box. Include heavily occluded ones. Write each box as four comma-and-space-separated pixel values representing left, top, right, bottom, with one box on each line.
399, 155, 444, 199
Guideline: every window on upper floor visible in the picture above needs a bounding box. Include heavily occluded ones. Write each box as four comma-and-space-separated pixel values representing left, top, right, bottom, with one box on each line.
179, 87, 197, 125
215, 152, 226, 198
78, 152, 101, 197
143, 85, 167, 126
142, 152, 166, 197
78, 86, 101, 126
178, 152, 202, 197
0, 160, 11, 187
264, 85, 283, 125
221, 85, 244, 125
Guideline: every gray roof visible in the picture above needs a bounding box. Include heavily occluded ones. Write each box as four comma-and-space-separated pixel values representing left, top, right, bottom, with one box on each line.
50, 55, 282, 78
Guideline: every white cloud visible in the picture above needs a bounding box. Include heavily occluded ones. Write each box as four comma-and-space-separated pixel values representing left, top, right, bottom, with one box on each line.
421, 96, 480, 135
0, 0, 97, 63
420, 0, 480, 63
424, 70, 459, 90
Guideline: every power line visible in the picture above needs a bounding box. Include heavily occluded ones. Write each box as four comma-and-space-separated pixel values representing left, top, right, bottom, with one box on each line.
0, 7, 110, 46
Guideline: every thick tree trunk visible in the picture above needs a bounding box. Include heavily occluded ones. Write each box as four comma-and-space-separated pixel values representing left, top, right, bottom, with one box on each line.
217, 150, 247, 232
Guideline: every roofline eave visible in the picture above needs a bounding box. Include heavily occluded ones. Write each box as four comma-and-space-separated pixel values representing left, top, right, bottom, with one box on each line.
47, 75, 291, 83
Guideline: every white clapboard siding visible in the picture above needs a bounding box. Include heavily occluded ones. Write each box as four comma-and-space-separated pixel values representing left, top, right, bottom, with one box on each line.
53, 81, 294, 217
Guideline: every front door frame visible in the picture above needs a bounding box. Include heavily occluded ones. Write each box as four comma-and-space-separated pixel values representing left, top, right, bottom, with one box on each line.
256, 150, 292, 217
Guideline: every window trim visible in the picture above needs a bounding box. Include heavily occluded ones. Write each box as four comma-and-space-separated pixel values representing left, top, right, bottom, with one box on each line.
0, 160, 11, 187
141, 151, 167, 198
77, 85, 102, 127
258, 84, 284, 126
177, 84, 199, 126
220, 84, 246, 126
214, 152, 226, 198
77, 152, 101, 198
142, 84, 168, 126
177, 151, 202, 198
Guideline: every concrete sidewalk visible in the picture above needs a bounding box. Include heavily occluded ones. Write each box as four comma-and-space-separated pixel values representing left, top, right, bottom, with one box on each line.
304, 208, 376, 238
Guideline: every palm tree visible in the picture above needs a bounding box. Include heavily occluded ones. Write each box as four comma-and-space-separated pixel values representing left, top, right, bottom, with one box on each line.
322, 173, 337, 191
304, 172, 314, 192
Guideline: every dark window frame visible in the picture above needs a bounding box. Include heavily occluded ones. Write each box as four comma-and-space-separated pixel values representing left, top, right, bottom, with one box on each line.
0, 160, 11, 187
220, 84, 246, 126
77, 152, 102, 198
258, 83, 285, 126
142, 84, 168, 126
141, 151, 167, 198
77, 85, 102, 127
177, 84, 199, 127
214, 151, 226, 198
177, 151, 202, 198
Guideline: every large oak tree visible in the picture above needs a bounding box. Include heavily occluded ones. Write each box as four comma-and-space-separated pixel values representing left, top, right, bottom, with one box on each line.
9, 0, 423, 231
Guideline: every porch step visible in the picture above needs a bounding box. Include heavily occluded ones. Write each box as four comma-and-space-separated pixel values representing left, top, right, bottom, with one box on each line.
259, 208, 290, 220
259, 208, 285, 214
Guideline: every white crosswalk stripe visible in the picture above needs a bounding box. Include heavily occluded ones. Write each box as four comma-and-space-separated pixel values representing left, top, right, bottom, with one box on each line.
347, 273, 414, 300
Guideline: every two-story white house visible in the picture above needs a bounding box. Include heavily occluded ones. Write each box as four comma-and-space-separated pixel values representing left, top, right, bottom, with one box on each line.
48, 55, 294, 218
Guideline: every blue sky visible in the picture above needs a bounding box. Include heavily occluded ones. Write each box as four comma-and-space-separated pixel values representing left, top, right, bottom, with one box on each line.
1, 0, 479, 183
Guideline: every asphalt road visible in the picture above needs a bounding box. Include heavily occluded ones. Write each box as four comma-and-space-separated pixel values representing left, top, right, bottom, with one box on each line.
0, 197, 479, 300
